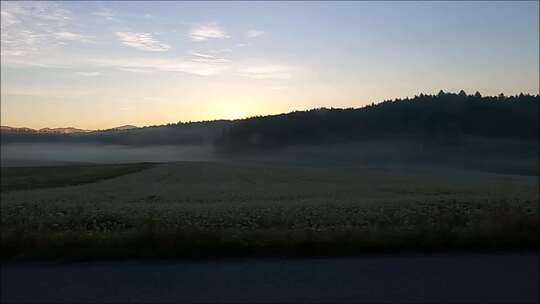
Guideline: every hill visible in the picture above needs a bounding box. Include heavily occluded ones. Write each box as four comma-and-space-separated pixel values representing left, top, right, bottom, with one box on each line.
215, 91, 539, 153
1, 91, 538, 149
106, 125, 138, 131
0, 126, 91, 134
0, 120, 232, 146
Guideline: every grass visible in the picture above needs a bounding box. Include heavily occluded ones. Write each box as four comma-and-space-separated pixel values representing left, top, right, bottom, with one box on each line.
1, 161, 538, 260
0, 163, 155, 192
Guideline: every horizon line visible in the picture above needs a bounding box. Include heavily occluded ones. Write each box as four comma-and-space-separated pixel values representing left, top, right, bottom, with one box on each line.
2, 90, 539, 131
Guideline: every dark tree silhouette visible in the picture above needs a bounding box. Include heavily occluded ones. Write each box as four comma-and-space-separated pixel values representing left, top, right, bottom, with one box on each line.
2, 91, 538, 150
215, 91, 539, 153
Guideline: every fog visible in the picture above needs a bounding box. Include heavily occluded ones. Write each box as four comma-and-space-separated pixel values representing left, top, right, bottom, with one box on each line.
1, 139, 537, 176
225, 139, 539, 176
0, 143, 216, 167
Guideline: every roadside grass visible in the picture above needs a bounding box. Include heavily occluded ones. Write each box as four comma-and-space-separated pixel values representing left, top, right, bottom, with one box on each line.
2, 199, 538, 260
1, 162, 538, 260
1, 163, 155, 192
2, 224, 538, 261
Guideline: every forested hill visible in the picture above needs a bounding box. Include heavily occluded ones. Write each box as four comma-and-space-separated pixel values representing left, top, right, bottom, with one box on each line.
215, 91, 539, 153
2, 91, 538, 148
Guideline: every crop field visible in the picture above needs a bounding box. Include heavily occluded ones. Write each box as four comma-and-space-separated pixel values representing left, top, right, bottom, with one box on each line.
1, 161, 538, 259
1, 163, 154, 192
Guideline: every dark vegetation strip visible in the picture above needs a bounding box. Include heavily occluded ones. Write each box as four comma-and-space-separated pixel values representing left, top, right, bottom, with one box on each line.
0, 163, 155, 192
2, 209, 537, 261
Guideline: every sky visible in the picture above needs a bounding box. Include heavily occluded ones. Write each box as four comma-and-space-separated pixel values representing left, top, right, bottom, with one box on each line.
1, 1, 539, 129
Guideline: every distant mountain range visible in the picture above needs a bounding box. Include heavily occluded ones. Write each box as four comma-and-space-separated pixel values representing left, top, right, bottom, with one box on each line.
0, 125, 138, 134
0, 126, 91, 134
0, 120, 228, 146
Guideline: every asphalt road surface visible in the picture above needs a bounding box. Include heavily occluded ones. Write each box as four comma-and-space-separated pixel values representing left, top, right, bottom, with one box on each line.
1, 254, 538, 303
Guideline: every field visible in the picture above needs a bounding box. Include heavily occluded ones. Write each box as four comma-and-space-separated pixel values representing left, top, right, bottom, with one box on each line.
1, 163, 154, 192
1, 161, 538, 259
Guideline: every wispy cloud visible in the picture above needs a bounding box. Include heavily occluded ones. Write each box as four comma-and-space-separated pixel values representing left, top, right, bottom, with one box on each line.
94, 57, 228, 76
0, 2, 88, 59
1, 29, 40, 57
246, 29, 264, 38
189, 51, 215, 59
76, 71, 102, 77
93, 8, 116, 21
55, 31, 94, 43
189, 22, 229, 42
117, 67, 154, 73
237, 64, 295, 80
5, 1, 72, 23
212, 48, 232, 54
1, 10, 19, 28
189, 51, 230, 63
116, 32, 171, 52
1, 4, 297, 81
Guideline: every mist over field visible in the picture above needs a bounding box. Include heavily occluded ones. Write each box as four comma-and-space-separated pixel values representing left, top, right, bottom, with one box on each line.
0, 143, 215, 167
2, 92, 537, 175
2, 137, 537, 177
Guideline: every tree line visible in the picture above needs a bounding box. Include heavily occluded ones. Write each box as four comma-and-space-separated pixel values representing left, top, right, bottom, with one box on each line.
2, 91, 538, 149
214, 91, 539, 153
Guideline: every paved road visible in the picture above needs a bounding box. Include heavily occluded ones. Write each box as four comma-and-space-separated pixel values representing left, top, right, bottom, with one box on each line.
2, 254, 538, 303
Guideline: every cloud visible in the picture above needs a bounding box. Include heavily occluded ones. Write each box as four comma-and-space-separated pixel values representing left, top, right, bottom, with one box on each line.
76, 71, 102, 77
55, 31, 94, 43
55, 32, 83, 40
116, 32, 171, 52
3, 1, 72, 23
237, 64, 295, 80
246, 29, 264, 38
189, 51, 215, 59
117, 67, 153, 73
1, 10, 19, 28
212, 48, 232, 53
94, 57, 228, 76
189, 51, 230, 63
93, 8, 116, 21
1, 25, 41, 58
1, 3, 299, 81
0, 2, 87, 60
189, 22, 229, 41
